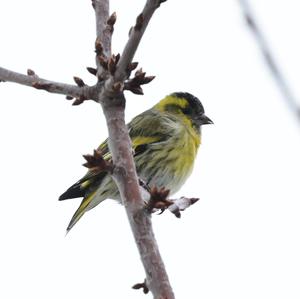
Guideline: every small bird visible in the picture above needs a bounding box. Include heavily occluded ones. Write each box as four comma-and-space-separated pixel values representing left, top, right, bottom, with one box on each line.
59, 92, 213, 232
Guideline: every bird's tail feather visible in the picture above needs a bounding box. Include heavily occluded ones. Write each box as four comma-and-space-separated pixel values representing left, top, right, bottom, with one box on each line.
59, 172, 106, 201
66, 190, 97, 233
59, 183, 85, 201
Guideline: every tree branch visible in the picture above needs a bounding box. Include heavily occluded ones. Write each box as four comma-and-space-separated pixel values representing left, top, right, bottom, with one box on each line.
95, 0, 175, 298
0, 66, 96, 100
102, 100, 175, 298
238, 0, 300, 121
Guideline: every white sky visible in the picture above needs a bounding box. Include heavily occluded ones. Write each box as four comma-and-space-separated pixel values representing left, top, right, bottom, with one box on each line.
0, 1, 300, 298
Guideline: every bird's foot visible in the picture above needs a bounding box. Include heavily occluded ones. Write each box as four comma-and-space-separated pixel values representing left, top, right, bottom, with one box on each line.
139, 178, 151, 193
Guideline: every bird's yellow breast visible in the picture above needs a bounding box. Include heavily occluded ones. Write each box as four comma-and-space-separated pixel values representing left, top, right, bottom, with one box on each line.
153, 117, 201, 193
171, 123, 200, 176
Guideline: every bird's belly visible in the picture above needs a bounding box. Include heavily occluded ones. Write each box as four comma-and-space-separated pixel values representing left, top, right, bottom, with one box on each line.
137, 135, 199, 195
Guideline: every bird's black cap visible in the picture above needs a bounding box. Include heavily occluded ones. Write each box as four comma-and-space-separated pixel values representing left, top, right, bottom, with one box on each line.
173, 92, 205, 114
172, 92, 213, 126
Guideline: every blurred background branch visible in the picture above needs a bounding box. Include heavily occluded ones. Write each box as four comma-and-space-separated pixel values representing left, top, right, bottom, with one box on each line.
238, 0, 300, 121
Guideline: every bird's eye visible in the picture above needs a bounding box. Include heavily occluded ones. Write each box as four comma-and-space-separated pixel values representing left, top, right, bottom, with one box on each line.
182, 106, 193, 115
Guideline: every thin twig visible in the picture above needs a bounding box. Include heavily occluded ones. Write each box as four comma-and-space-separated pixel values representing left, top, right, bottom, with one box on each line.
94, 0, 110, 57
93, 0, 111, 76
145, 186, 200, 217
238, 0, 300, 120
0, 67, 96, 99
115, 0, 165, 83
102, 0, 165, 98
168, 197, 200, 218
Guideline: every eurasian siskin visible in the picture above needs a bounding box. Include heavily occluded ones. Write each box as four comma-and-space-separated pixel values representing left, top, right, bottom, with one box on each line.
59, 92, 212, 232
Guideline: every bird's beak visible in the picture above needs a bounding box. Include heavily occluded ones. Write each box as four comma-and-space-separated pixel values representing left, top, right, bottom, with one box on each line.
199, 114, 213, 125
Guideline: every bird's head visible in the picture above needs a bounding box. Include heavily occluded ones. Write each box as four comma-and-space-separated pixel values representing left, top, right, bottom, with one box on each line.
154, 92, 213, 130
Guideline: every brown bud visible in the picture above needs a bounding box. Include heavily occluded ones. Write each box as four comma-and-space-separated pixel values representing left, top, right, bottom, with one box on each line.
99, 55, 108, 70
127, 62, 138, 72
86, 67, 97, 76
32, 81, 52, 91
150, 186, 170, 201
112, 81, 124, 92
141, 75, 155, 84
135, 68, 144, 77
73, 76, 85, 87
108, 55, 117, 75
128, 26, 133, 36
134, 13, 144, 31
82, 149, 112, 173
27, 69, 35, 76
157, 0, 167, 7
72, 96, 86, 106
115, 53, 120, 64
190, 198, 200, 205
130, 86, 144, 95
132, 280, 149, 294
172, 208, 181, 218
95, 38, 103, 56
107, 12, 117, 26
